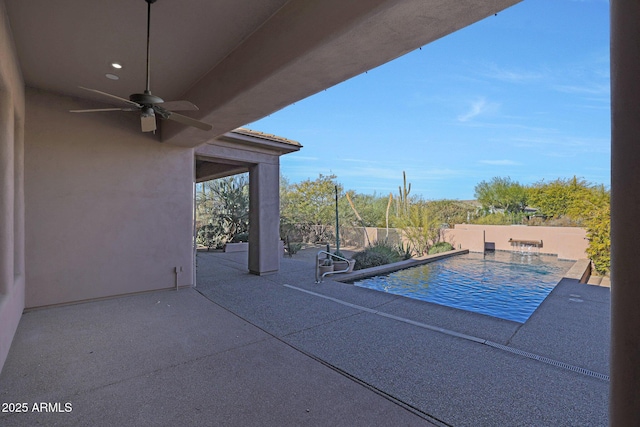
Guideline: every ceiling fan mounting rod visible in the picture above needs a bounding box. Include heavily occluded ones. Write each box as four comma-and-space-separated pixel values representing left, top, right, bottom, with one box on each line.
145, 0, 157, 94
129, 0, 163, 105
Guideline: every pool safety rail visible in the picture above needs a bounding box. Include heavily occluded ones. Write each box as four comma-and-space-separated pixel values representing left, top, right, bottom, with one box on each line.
315, 251, 352, 283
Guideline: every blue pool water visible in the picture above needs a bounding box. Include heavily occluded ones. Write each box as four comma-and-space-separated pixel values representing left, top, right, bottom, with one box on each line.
353, 251, 574, 323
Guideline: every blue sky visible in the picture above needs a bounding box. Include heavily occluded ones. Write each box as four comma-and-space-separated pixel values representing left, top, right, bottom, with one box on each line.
248, 0, 610, 200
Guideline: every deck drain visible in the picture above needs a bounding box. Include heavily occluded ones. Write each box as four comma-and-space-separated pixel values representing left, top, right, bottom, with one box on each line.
485, 341, 609, 381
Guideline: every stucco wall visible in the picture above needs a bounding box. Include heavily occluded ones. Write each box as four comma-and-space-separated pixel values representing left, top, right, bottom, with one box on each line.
444, 224, 588, 260
339, 224, 587, 261
24, 89, 195, 308
0, 0, 26, 374
443, 226, 486, 253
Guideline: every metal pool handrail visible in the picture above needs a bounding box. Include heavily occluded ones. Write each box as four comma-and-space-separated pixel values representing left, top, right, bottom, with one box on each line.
315, 250, 351, 283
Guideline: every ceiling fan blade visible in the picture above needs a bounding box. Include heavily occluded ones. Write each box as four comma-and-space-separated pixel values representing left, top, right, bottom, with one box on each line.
79, 86, 141, 108
158, 100, 199, 111
70, 108, 133, 113
141, 114, 157, 133
73, 1, 205, 136
165, 112, 212, 131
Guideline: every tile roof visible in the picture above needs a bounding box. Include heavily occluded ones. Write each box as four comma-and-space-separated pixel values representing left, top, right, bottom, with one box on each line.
232, 127, 301, 147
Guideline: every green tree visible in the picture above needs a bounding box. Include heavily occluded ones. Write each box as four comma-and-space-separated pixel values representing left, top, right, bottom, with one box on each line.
566, 182, 609, 223
570, 182, 610, 274
280, 174, 342, 242
474, 177, 528, 214
528, 176, 593, 222
423, 199, 476, 227
344, 191, 389, 227
526, 176, 610, 273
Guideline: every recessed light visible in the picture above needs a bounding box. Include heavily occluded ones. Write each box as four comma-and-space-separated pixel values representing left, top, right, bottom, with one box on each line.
111, 62, 123, 69
105, 73, 119, 80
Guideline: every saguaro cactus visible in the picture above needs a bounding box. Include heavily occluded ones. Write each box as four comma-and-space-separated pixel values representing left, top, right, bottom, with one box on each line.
398, 171, 411, 216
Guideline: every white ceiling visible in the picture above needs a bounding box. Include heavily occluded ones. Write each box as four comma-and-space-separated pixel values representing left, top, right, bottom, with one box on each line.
5, 0, 521, 146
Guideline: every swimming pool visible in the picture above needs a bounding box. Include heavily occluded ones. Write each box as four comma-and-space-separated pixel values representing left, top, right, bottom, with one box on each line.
353, 251, 574, 323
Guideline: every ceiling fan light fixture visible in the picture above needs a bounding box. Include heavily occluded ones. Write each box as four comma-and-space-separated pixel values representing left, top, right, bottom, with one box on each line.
141, 107, 155, 118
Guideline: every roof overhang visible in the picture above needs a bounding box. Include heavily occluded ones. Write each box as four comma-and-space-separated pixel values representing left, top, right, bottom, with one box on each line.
195, 127, 301, 182
5, 0, 522, 147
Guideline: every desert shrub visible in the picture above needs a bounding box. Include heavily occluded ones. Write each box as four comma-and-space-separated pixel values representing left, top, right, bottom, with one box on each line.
471, 212, 514, 225
196, 175, 249, 242
352, 241, 403, 270
352, 251, 390, 270
368, 241, 403, 261
395, 242, 413, 260
287, 242, 303, 256
395, 203, 442, 255
525, 216, 580, 227
197, 223, 226, 250
428, 242, 454, 255
231, 232, 249, 243
585, 203, 610, 274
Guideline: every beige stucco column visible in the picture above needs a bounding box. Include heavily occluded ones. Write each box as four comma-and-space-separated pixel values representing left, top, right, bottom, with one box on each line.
248, 161, 280, 275
12, 115, 24, 283
610, 1, 640, 424
0, 94, 14, 294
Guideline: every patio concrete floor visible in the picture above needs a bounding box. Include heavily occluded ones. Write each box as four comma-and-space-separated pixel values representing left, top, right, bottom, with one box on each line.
0, 248, 610, 426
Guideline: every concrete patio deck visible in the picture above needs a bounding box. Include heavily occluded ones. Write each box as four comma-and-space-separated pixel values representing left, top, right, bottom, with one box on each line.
0, 248, 610, 426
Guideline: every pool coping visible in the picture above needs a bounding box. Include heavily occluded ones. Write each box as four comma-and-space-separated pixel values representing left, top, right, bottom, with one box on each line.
332, 249, 469, 282
562, 258, 592, 282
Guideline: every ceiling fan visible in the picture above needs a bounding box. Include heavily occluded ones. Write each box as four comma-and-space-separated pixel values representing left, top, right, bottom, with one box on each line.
70, 0, 212, 133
